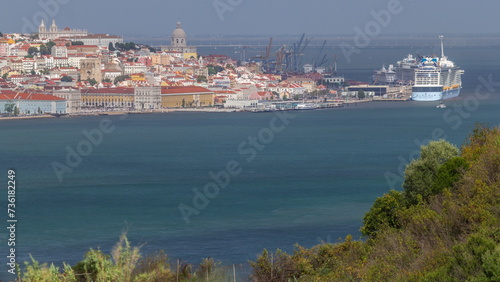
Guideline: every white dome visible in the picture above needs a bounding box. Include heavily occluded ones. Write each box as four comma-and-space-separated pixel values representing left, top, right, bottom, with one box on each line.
171, 22, 186, 39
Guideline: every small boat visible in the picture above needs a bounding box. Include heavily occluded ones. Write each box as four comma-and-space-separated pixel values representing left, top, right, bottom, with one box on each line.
436, 103, 446, 109
296, 103, 317, 110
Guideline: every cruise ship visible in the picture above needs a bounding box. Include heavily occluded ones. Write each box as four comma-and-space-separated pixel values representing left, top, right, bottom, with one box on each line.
395, 54, 419, 84
372, 64, 396, 84
411, 36, 464, 101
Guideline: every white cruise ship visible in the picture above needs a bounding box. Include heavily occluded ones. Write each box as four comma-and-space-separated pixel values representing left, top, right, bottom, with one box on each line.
411, 36, 464, 101
372, 64, 396, 84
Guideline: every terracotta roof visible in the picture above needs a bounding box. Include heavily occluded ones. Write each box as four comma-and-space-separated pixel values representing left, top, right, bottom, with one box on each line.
0, 92, 65, 101
85, 87, 135, 94
161, 86, 213, 95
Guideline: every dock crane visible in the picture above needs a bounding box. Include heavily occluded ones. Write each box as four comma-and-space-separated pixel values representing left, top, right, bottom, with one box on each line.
314, 40, 329, 68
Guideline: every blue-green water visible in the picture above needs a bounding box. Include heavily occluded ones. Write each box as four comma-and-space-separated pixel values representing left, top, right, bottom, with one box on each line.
1, 48, 500, 280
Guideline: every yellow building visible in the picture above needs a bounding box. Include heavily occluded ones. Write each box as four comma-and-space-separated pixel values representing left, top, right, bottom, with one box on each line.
151, 53, 172, 66
82, 87, 135, 108
161, 86, 214, 108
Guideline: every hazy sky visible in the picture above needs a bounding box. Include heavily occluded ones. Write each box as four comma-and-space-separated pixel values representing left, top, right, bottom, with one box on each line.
1, 0, 500, 37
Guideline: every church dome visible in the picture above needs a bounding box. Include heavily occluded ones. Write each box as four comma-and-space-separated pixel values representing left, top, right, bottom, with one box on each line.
171, 22, 186, 39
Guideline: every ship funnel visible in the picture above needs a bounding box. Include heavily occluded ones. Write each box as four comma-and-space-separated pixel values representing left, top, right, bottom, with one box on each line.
439, 35, 445, 58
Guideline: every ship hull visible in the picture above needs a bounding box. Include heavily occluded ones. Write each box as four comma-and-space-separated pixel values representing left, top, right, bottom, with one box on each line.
411, 87, 461, 101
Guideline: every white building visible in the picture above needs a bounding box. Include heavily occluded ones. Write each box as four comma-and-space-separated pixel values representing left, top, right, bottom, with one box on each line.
51, 45, 68, 58
134, 86, 161, 110
38, 20, 89, 40
50, 88, 82, 113
62, 34, 124, 48
123, 62, 148, 75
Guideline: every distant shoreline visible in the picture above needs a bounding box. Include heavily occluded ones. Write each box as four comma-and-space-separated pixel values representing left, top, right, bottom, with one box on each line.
0, 98, 413, 121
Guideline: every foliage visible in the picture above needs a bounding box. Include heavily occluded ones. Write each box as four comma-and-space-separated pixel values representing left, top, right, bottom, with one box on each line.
72, 41, 84, 45
39, 44, 49, 55
86, 78, 98, 86
28, 46, 39, 56
115, 42, 137, 51
403, 139, 459, 205
22, 255, 77, 282
108, 42, 116, 51
196, 75, 207, 83
361, 190, 405, 238
431, 156, 469, 195
358, 89, 366, 99
61, 76, 73, 82
20, 233, 231, 282
46, 41, 56, 54
4, 100, 15, 115
207, 64, 224, 75
114, 75, 130, 85
0, 31, 3, 37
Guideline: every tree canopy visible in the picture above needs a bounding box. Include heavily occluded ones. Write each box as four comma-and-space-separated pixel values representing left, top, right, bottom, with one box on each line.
403, 139, 459, 204
207, 64, 224, 75
61, 76, 73, 82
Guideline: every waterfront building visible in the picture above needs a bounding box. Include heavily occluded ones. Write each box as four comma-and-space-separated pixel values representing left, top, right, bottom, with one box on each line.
160, 86, 214, 108
0, 91, 66, 114
346, 85, 388, 96
323, 75, 345, 85
161, 22, 197, 60
81, 87, 134, 109
38, 20, 89, 40
50, 88, 81, 113
134, 86, 161, 110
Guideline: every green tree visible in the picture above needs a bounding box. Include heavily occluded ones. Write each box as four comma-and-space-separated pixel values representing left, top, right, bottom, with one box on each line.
114, 75, 130, 85
28, 47, 39, 56
4, 101, 15, 115
361, 190, 405, 238
39, 44, 49, 55
13, 106, 20, 116
72, 41, 84, 46
196, 75, 207, 83
108, 42, 116, 51
403, 139, 459, 205
358, 90, 366, 99
2, 72, 8, 80
431, 156, 469, 195
102, 78, 112, 83
115, 42, 137, 51
0, 31, 3, 37
45, 41, 56, 55
181, 99, 186, 108
207, 64, 224, 75
61, 76, 73, 82
87, 78, 98, 86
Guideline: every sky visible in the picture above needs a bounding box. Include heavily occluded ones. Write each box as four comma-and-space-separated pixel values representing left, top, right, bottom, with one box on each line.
1, 0, 500, 38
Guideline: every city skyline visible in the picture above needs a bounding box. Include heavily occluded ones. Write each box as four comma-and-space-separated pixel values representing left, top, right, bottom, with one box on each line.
1, 0, 500, 37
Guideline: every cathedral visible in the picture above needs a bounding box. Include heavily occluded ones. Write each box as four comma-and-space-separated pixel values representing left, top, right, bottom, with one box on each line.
162, 22, 197, 59
38, 19, 89, 40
